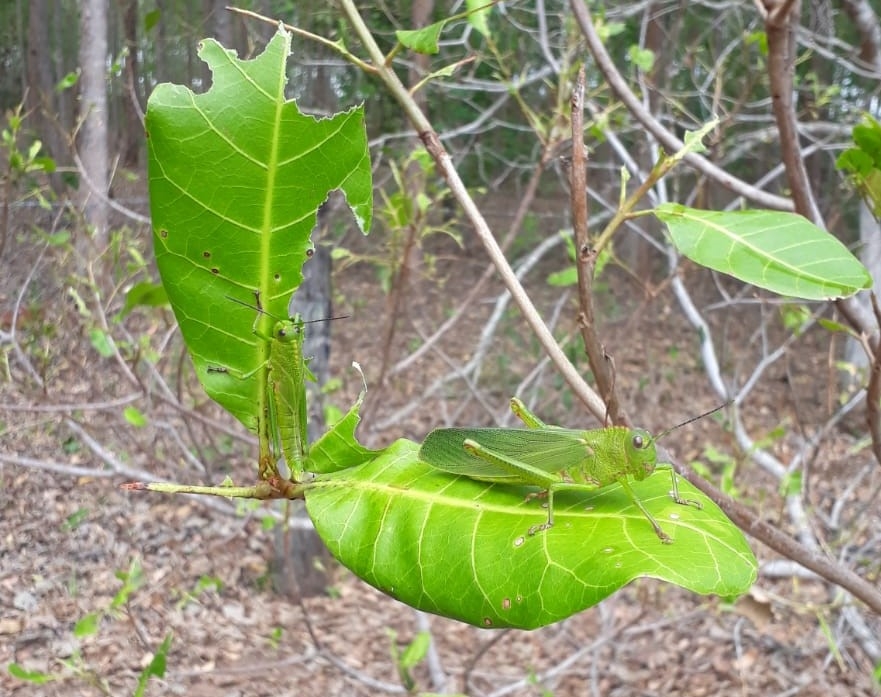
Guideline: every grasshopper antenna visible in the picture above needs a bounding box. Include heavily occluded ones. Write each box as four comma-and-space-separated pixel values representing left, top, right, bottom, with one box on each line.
303, 314, 349, 325
225, 295, 348, 324
654, 400, 731, 442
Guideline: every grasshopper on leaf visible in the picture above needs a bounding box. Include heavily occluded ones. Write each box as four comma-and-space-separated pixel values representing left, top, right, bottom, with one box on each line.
419, 398, 722, 543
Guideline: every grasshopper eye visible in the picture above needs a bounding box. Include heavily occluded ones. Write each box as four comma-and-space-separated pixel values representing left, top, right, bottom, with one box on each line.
632, 433, 645, 449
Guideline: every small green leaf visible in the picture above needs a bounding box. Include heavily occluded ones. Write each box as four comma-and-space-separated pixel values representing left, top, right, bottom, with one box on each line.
818, 318, 856, 336
33, 156, 56, 173
62, 507, 89, 532
655, 204, 872, 300
627, 46, 655, 72
123, 406, 147, 427
397, 22, 445, 55
26, 140, 43, 160
780, 471, 803, 497
465, 0, 492, 38
547, 267, 577, 287
112, 557, 145, 609
596, 20, 626, 40
56, 71, 78, 91
837, 115, 881, 218
88, 329, 115, 358
45, 231, 70, 246
133, 633, 172, 697
400, 631, 431, 669
8, 663, 56, 684
267, 626, 283, 649
144, 9, 161, 33
121, 282, 168, 317
780, 303, 811, 335
681, 121, 716, 156
745, 30, 768, 55
74, 611, 101, 638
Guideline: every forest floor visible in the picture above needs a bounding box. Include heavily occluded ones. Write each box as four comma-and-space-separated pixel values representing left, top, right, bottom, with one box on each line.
1, 193, 880, 696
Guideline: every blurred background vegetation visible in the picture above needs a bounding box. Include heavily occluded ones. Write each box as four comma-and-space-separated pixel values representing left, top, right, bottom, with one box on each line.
3, 1, 881, 695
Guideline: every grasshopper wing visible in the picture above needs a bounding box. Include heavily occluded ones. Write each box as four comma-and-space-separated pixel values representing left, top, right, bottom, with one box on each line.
419, 427, 592, 482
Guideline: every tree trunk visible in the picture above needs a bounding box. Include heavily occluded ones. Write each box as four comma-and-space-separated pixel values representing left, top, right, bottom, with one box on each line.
77, 0, 110, 253
24, 0, 67, 193
117, 0, 142, 169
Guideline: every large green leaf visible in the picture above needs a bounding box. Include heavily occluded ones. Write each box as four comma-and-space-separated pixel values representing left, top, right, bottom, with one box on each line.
655, 204, 871, 300
146, 28, 372, 433
305, 440, 757, 629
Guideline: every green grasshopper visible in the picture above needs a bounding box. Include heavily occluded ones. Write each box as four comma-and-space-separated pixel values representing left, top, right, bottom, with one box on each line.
225, 295, 344, 483
419, 398, 724, 543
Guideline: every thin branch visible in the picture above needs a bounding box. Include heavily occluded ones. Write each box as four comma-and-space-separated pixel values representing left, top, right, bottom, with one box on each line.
760, 0, 879, 344
570, 67, 622, 425
0, 393, 142, 413
339, 0, 608, 422
763, 0, 824, 224
839, 0, 881, 73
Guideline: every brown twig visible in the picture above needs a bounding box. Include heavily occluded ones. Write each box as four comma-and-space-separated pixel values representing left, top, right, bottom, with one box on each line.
761, 0, 879, 345
763, 0, 823, 224
569, 67, 623, 426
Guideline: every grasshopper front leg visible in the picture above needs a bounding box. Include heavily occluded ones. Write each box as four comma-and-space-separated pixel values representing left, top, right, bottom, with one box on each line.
616, 476, 672, 544
665, 465, 702, 511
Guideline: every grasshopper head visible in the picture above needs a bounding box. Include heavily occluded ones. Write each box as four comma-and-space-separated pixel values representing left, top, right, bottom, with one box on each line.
273, 319, 303, 343
627, 428, 657, 481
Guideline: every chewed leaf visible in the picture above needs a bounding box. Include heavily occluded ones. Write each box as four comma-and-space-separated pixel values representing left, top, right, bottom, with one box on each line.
656, 204, 871, 300
307, 383, 379, 474
305, 440, 757, 630
146, 27, 372, 433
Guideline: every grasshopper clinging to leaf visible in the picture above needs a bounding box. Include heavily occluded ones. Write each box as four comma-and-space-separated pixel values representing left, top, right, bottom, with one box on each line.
419, 398, 724, 543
